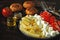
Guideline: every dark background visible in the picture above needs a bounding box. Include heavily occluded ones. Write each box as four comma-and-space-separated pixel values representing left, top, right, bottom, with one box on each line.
0, 0, 60, 40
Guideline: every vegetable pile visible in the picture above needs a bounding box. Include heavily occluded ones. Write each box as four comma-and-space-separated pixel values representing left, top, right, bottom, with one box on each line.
40, 11, 60, 32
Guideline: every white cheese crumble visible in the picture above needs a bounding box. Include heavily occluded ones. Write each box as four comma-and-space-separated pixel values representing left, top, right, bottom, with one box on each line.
20, 14, 59, 38
33, 14, 59, 37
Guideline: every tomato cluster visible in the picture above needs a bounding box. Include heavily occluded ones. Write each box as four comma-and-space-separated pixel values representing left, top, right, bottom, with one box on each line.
40, 11, 60, 31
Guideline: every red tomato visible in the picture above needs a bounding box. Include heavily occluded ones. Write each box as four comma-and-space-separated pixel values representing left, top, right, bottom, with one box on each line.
49, 16, 56, 24
57, 20, 60, 26
51, 22, 60, 31
40, 11, 51, 22
2, 7, 12, 17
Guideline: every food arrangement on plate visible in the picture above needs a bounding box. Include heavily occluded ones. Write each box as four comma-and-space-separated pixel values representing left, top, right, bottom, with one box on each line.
1, 1, 60, 39
19, 11, 60, 38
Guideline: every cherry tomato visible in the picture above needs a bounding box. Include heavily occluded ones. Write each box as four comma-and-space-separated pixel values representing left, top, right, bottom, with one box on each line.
40, 11, 51, 22
57, 20, 60, 26
51, 21, 60, 31
49, 16, 56, 24
2, 7, 12, 17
